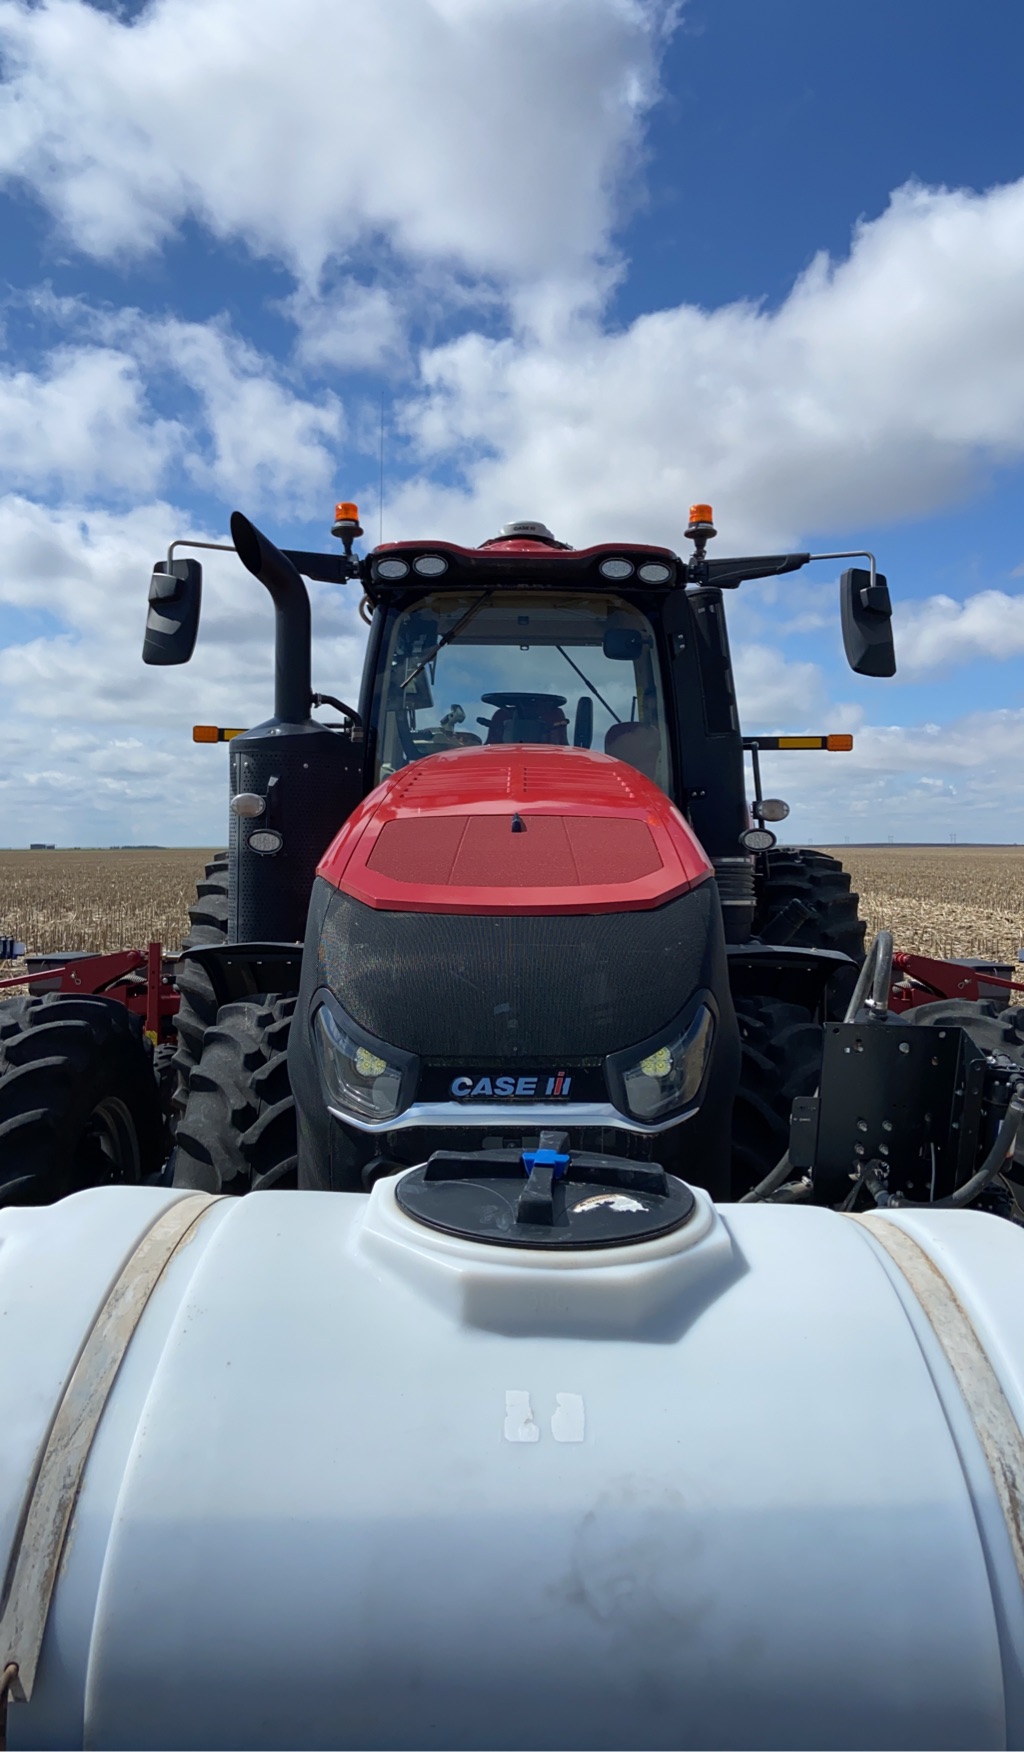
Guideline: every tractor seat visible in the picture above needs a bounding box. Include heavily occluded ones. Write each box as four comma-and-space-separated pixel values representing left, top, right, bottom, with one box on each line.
604, 721, 661, 782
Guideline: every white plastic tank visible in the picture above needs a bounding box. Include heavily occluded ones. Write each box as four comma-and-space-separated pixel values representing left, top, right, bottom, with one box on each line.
2, 1171, 1024, 1750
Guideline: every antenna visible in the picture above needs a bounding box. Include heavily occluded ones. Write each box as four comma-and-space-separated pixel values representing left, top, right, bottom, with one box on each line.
379, 391, 385, 545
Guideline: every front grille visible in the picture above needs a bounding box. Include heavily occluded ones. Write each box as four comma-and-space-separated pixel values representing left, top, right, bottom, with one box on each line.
316, 880, 716, 1060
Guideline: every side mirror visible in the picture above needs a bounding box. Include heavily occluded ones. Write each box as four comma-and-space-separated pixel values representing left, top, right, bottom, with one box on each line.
143, 559, 202, 666
603, 627, 643, 661
840, 568, 896, 677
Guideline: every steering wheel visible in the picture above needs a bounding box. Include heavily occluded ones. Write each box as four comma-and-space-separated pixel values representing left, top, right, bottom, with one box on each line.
480, 693, 568, 712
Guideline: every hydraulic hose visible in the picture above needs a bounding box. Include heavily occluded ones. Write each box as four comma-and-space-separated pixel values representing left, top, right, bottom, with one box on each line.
312, 692, 361, 727
904, 1084, 1024, 1210
843, 929, 894, 1023
739, 1149, 793, 1204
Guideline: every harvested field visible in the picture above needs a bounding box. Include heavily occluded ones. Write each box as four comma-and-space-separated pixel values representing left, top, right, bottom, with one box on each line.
821, 846, 1024, 968
1, 843, 1022, 988
0, 848, 221, 991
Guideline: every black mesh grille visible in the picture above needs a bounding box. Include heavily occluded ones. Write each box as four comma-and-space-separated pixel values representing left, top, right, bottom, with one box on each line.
315, 878, 715, 1059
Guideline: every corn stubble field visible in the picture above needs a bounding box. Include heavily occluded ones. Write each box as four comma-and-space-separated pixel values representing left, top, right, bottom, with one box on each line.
0, 844, 1022, 980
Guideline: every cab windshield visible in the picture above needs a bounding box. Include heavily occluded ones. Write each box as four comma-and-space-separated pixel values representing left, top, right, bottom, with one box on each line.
375, 590, 671, 795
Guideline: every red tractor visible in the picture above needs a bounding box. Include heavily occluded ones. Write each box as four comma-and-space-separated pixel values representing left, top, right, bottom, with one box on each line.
2, 502, 1023, 1215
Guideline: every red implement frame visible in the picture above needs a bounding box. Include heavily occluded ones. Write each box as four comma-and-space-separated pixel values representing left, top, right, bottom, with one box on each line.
0, 943, 179, 1043
889, 950, 1024, 1012
1, 940, 1020, 1036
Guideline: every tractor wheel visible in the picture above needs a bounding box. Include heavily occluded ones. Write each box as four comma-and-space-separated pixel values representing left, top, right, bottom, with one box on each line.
903, 997, 1024, 1061
153, 1040, 178, 1162
171, 852, 229, 1122
904, 998, 1024, 1189
0, 993, 163, 1206
755, 848, 866, 962
731, 995, 822, 1197
171, 994, 297, 1194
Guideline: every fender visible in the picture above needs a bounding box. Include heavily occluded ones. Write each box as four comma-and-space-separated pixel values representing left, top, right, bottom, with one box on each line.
176, 942, 302, 1012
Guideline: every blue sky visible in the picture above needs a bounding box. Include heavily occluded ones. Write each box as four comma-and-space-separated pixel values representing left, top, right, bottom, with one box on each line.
1, 0, 1024, 845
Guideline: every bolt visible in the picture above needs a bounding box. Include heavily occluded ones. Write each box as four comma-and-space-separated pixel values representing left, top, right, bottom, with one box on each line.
899, 1042, 911, 1055
882, 1120, 893, 1133
857, 1118, 868, 1132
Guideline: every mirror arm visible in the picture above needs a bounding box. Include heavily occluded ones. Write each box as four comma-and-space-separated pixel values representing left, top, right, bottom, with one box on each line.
167, 538, 235, 567
808, 549, 876, 590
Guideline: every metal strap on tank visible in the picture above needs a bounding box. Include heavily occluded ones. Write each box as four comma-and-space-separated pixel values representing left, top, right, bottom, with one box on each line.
0, 1192, 221, 1713
851, 1212, 1024, 1591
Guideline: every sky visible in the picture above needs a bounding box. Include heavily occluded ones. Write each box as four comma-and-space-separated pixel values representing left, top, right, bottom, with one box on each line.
2, 0, 1024, 846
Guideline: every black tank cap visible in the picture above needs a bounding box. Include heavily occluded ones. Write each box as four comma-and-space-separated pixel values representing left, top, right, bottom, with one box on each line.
395, 1131, 696, 1249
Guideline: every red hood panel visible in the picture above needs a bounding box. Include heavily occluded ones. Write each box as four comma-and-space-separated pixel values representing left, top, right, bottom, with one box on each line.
317, 746, 713, 915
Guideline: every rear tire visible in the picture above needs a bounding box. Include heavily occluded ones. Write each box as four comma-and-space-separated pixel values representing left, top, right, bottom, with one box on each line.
0, 994, 163, 1205
172, 853, 229, 1122
903, 997, 1024, 1062
905, 999, 1024, 1190
172, 994, 297, 1194
731, 995, 822, 1197
756, 848, 866, 962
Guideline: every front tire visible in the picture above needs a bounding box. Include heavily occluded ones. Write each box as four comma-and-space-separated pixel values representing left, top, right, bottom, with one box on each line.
0, 994, 163, 1204
172, 994, 297, 1193
731, 995, 822, 1197
171, 852, 229, 1121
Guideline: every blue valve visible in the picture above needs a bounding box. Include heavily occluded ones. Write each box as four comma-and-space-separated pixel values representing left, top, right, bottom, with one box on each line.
521, 1147, 570, 1180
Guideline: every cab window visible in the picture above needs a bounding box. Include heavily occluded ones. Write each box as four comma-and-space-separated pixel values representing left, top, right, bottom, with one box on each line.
375, 590, 672, 795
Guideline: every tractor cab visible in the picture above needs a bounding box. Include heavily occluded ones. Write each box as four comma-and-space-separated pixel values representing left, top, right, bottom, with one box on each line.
369, 528, 674, 795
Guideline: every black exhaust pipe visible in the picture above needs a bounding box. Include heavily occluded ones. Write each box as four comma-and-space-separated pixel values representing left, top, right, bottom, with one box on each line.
230, 511, 311, 724
223, 512, 361, 943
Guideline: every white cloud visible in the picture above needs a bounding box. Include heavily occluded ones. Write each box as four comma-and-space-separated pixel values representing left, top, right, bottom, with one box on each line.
0, 345, 180, 495
286, 281, 407, 374
0, 307, 346, 513
896, 587, 1024, 675
746, 708, 1024, 844
0, 0, 668, 291
387, 177, 1024, 553
731, 643, 827, 729
135, 317, 346, 510
0, 494, 368, 843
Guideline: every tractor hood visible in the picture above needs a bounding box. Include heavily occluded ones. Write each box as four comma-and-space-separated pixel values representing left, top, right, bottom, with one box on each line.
317, 745, 712, 916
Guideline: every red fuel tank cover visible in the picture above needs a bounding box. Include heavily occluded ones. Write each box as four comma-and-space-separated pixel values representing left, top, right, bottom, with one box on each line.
317, 746, 713, 916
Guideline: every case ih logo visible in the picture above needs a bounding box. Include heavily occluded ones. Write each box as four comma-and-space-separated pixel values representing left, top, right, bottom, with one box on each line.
450, 1072, 573, 1099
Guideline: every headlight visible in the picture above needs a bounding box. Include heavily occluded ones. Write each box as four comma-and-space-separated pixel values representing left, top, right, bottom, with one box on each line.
618, 1005, 715, 1123
313, 1004, 404, 1121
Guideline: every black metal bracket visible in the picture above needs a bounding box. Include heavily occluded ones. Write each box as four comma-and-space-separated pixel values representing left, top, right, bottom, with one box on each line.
790, 1019, 989, 1203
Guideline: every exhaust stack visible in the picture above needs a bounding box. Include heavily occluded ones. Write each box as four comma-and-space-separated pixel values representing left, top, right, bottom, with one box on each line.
230, 511, 312, 725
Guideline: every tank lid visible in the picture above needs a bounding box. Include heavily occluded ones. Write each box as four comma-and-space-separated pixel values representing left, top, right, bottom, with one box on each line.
395, 1133, 695, 1249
